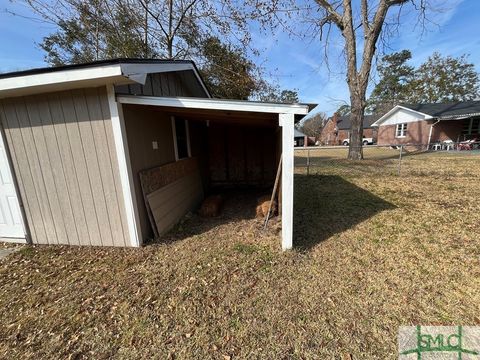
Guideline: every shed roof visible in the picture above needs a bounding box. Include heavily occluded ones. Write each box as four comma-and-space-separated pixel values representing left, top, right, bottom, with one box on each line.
0, 58, 210, 99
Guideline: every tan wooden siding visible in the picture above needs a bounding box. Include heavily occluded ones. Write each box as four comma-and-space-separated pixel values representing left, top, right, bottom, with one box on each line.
147, 167, 203, 236
0, 87, 129, 246
122, 104, 177, 240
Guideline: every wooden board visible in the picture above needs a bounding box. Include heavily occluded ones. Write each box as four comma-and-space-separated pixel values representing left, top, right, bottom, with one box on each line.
139, 157, 202, 238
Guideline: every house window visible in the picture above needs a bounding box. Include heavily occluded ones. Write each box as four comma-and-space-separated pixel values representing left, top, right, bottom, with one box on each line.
172, 117, 190, 160
396, 123, 407, 138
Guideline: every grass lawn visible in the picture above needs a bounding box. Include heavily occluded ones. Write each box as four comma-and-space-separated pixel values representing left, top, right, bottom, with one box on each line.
1, 150, 479, 359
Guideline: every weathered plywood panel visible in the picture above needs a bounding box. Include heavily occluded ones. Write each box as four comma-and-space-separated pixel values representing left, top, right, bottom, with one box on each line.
0, 88, 129, 246
140, 158, 203, 237
146, 168, 203, 236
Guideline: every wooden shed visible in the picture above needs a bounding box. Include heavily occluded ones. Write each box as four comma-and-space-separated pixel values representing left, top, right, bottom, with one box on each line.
0, 59, 308, 250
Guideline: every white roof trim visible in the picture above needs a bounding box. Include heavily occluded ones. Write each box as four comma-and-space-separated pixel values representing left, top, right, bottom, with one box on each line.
0, 64, 124, 96
438, 112, 480, 120
371, 105, 432, 127
0, 62, 211, 99
117, 95, 310, 115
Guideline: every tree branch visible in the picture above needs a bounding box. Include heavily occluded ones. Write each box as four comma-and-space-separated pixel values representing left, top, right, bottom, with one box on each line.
361, 0, 370, 33
314, 0, 344, 29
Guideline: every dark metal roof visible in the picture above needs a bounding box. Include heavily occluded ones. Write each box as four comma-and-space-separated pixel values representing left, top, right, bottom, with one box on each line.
402, 100, 480, 119
336, 114, 378, 130
0, 58, 197, 79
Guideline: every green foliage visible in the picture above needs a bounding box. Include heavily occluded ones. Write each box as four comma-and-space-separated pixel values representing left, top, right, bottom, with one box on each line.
39, 1, 155, 65
258, 88, 300, 103
369, 50, 414, 113
34, 0, 295, 101
197, 36, 259, 100
335, 104, 351, 116
369, 51, 480, 113
409, 52, 480, 103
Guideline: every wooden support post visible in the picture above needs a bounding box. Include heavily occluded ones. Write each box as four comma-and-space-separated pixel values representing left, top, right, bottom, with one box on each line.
279, 113, 294, 250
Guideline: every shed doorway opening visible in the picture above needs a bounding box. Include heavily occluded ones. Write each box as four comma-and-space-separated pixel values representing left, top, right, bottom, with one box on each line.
118, 96, 302, 250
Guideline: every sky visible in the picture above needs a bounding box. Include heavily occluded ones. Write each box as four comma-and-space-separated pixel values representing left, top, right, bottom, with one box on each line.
1, 0, 479, 116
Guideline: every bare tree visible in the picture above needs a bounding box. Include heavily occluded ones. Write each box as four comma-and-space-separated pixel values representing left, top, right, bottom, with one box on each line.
299, 112, 328, 138
314, 0, 415, 159
241, 0, 434, 159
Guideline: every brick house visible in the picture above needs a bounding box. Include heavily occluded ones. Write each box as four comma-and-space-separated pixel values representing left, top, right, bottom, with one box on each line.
372, 101, 480, 146
320, 113, 377, 145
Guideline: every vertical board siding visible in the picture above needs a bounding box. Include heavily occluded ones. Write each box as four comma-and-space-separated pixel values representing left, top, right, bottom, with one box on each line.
99, 94, 129, 245
37, 94, 80, 245
12, 98, 58, 244
59, 91, 103, 246
26, 96, 68, 244
115, 72, 201, 98
0, 103, 40, 242
0, 88, 129, 246
47, 93, 91, 245
71, 89, 113, 246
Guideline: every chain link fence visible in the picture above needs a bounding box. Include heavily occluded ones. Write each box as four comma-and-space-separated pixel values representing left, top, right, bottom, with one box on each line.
294, 143, 480, 177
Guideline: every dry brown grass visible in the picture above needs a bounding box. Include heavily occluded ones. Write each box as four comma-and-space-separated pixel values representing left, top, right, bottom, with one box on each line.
0, 151, 479, 359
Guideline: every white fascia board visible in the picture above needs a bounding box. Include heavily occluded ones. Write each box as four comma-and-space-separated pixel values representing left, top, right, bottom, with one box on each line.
117, 95, 309, 115
0, 64, 123, 93
121, 63, 193, 77
371, 105, 432, 126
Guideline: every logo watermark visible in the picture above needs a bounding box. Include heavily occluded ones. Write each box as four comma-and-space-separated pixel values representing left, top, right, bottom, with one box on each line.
399, 326, 480, 359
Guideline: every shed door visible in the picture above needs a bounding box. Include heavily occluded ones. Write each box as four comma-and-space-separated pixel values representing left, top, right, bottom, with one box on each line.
0, 132, 24, 238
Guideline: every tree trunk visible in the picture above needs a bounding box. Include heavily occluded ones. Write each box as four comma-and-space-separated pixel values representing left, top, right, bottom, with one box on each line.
348, 98, 365, 160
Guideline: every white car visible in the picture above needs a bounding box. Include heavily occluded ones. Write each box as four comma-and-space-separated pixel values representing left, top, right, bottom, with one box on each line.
343, 138, 374, 146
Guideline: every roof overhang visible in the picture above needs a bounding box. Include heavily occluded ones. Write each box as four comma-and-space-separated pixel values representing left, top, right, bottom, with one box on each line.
0, 62, 210, 99
437, 112, 480, 121
117, 95, 310, 115
371, 105, 433, 127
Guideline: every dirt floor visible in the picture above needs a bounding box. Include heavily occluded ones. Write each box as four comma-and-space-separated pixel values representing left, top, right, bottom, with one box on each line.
0, 150, 479, 359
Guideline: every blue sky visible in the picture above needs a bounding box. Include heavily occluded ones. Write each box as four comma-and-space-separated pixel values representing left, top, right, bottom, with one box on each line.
1, 0, 479, 116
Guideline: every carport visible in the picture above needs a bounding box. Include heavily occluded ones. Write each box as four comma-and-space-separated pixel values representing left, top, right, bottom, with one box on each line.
114, 95, 309, 250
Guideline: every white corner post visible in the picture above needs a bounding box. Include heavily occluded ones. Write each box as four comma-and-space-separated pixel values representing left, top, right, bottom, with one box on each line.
279, 113, 295, 251
106, 85, 142, 247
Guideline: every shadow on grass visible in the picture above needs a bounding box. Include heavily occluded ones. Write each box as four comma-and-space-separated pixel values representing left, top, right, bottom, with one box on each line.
294, 174, 396, 250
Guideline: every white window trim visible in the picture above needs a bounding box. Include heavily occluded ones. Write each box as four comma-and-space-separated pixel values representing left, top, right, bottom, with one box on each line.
171, 116, 191, 161
395, 123, 407, 138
